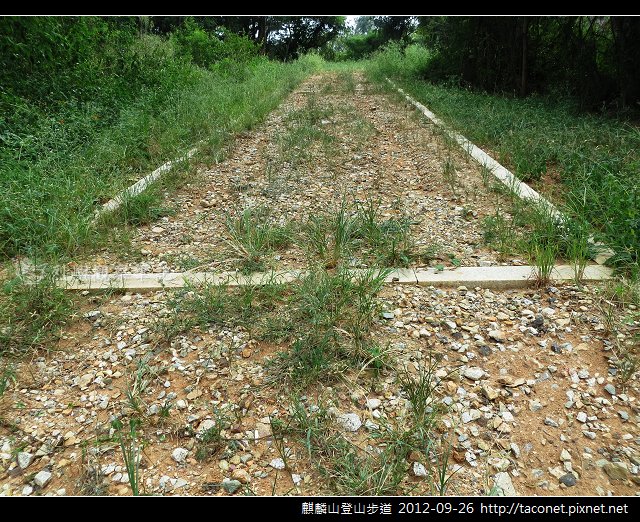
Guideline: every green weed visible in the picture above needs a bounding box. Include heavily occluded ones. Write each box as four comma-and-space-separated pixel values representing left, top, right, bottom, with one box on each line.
0, 269, 74, 356
112, 417, 143, 496
223, 207, 292, 274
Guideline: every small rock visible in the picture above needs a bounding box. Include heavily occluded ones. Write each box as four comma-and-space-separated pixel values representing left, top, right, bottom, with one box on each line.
576, 412, 587, 423
151, 226, 164, 234
222, 478, 242, 494
544, 417, 559, 428
22, 485, 33, 496
382, 312, 394, 320
482, 385, 499, 401
197, 419, 216, 435
336, 413, 362, 432
559, 473, 577, 487
17, 452, 33, 470
412, 462, 428, 477
231, 468, 251, 484
172, 448, 188, 463
77, 374, 93, 388
560, 449, 572, 462
461, 410, 481, 424
488, 330, 506, 342
366, 398, 382, 410
529, 399, 543, 412
604, 384, 616, 396
269, 458, 286, 470
34, 470, 52, 488
255, 422, 272, 439
463, 367, 485, 381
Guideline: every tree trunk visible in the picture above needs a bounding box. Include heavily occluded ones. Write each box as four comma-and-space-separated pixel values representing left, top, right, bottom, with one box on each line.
520, 17, 529, 97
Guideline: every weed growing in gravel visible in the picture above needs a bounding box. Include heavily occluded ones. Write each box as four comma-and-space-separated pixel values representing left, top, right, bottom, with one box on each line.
112, 417, 143, 496
302, 199, 360, 269
274, 401, 407, 495
0, 364, 15, 397
396, 356, 455, 495
158, 277, 290, 343
303, 198, 437, 269
0, 269, 74, 356
597, 279, 640, 387
441, 156, 459, 196
78, 445, 108, 496
223, 207, 292, 274
267, 268, 388, 389
195, 408, 232, 461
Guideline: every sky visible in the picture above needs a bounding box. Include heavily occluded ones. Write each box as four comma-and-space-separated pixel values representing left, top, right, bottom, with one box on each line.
345, 15, 358, 29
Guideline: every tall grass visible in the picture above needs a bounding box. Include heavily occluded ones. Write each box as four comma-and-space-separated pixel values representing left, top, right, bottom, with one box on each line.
0, 34, 321, 261
368, 44, 640, 275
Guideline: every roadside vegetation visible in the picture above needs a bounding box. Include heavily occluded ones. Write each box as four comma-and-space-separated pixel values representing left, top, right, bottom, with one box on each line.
0, 17, 321, 262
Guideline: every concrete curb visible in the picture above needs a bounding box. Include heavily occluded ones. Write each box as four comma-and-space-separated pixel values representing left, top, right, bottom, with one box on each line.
57, 265, 612, 292
94, 146, 200, 220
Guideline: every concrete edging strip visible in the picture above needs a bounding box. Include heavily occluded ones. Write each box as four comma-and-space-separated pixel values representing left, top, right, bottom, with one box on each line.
94, 146, 199, 220
57, 265, 612, 292
387, 78, 562, 219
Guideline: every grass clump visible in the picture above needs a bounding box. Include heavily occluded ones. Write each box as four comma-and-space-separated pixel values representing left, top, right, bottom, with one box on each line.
195, 408, 232, 462
223, 207, 292, 274
268, 267, 388, 389
0, 270, 74, 356
303, 198, 437, 269
271, 356, 453, 496
111, 417, 143, 496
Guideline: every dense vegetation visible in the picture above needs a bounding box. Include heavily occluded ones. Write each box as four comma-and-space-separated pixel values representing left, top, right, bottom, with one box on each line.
0, 17, 322, 260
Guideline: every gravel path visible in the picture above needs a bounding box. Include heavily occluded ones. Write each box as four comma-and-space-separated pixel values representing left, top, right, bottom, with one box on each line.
73, 72, 523, 275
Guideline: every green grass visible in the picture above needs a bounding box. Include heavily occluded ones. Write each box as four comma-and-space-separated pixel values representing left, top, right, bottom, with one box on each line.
267, 267, 388, 389
111, 417, 143, 496
195, 408, 232, 462
368, 45, 640, 275
0, 42, 321, 261
223, 207, 292, 274
270, 354, 453, 496
302, 198, 437, 269
0, 270, 74, 356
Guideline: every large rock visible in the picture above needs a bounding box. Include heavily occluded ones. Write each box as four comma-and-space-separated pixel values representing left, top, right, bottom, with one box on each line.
222, 478, 242, 494
603, 462, 630, 481
463, 367, 486, 381
493, 472, 517, 496
171, 447, 188, 464
34, 470, 52, 488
